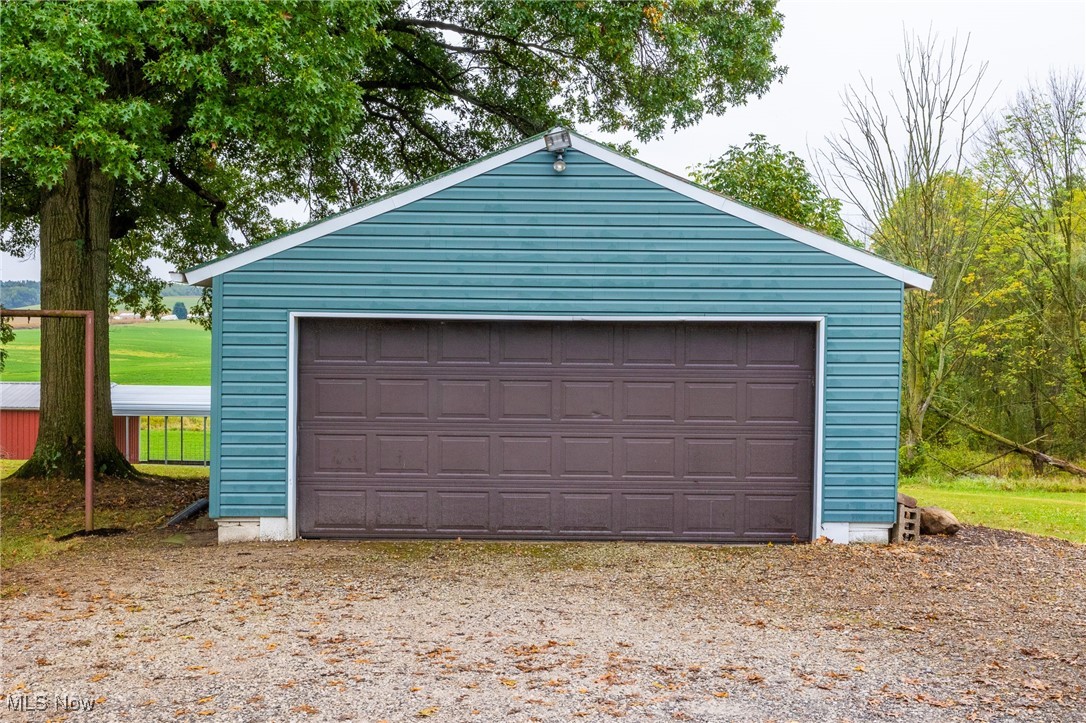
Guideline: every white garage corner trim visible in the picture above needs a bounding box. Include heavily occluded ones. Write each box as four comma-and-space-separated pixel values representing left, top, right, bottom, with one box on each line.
224, 312, 828, 544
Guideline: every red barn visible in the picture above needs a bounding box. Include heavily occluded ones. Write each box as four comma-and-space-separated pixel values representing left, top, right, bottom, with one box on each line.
1, 383, 210, 463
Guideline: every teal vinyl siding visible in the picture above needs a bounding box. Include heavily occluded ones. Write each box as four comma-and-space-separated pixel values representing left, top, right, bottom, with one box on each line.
214, 149, 905, 524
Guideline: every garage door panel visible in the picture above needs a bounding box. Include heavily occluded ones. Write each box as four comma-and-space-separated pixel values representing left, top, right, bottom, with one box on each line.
498, 326, 554, 364
684, 494, 739, 535
746, 326, 816, 369
684, 438, 739, 479
375, 435, 428, 474
684, 382, 737, 422
374, 491, 428, 531
297, 432, 367, 476
300, 489, 367, 533
437, 380, 490, 419
620, 493, 676, 533
434, 491, 491, 532
299, 483, 813, 539
374, 322, 429, 363
436, 436, 490, 475
745, 493, 812, 537
559, 493, 614, 532
622, 438, 676, 477
622, 382, 676, 421
745, 382, 813, 424
301, 320, 368, 365
560, 381, 614, 420
498, 436, 553, 476
560, 324, 616, 365
499, 380, 553, 419
436, 324, 492, 364
497, 492, 553, 532
374, 379, 429, 418
559, 437, 614, 476
298, 320, 815, 541
684, 325, 740, 367
306, 378, 367, 419
622, 325, 678, 365
745, 437, 813, 480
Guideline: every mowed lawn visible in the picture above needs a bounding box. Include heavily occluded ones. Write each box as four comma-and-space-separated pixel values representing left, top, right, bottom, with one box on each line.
901, 475, 1086, 543
2, 320, 210, 386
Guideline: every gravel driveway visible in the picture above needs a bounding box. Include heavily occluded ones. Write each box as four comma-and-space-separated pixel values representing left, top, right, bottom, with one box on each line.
2, 526, 1083, 722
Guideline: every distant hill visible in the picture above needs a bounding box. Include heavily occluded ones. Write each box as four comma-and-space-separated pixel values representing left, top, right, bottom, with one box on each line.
0, 280, 40, 309
0, 281, 203, 310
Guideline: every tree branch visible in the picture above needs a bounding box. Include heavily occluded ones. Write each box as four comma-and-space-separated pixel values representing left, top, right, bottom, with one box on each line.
168, 161, 227, 228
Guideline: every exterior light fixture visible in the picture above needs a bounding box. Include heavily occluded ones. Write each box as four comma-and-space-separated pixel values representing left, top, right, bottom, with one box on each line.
544, 129, 572, 173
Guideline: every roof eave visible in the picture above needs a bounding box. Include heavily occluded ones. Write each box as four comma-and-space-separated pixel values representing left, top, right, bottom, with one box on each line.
179, 128, 934, 292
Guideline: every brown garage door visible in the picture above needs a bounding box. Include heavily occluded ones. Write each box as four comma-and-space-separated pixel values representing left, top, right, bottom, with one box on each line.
297, 319, 814, 542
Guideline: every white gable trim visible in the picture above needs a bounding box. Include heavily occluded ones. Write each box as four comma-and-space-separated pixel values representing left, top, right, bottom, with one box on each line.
175, 129, 933, 291
177, 137, 546, 286
570, 134, 932, 290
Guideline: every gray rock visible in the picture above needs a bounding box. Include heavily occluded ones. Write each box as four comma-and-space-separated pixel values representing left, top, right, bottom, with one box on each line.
897, 492, 918, 508
920, 506, 962, 535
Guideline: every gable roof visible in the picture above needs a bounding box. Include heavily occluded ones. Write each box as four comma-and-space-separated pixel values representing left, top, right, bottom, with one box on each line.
175, 129, 933, 291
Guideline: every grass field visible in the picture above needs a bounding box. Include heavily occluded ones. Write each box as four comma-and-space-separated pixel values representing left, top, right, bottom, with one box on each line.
900, 474, 1086, 543
2, 319, 210, 385
139, 416, 212, 464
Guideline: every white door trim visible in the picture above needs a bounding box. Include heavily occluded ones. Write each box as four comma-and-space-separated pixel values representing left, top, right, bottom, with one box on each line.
284, 312, 827, 541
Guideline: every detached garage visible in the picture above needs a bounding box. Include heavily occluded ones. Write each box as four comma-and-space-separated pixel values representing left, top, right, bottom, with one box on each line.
174, 129, 931, 545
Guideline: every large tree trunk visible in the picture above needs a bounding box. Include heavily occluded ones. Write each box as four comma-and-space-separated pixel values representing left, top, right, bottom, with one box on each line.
14, 157, 137, 480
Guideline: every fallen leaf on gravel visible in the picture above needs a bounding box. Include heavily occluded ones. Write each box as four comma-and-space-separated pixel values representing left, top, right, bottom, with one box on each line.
290, 704, 319, 714
745, 673, 764, 684
501, 678, 517, 687
1020, 648, 1057, 660
712, 691, 729, 698
89, 673, 108, 682
417, 707, 439, 717
197, 696, 216, 704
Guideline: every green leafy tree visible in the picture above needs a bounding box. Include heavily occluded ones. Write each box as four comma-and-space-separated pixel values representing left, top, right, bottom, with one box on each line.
1, 0, 785, 479
821, 34, 1002, 461
974, 74, 1086, 458
690, 133, 848, 240
172, 302, 188, 321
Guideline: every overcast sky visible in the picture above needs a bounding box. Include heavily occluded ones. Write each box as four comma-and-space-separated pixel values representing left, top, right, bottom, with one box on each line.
3, 0, 1084, 283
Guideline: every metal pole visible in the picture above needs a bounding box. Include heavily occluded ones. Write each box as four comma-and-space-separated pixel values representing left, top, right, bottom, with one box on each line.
164, 416, 169, 465
84, 312, 94, 532
0, 308, 97, 531
180, 416, 185, 464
